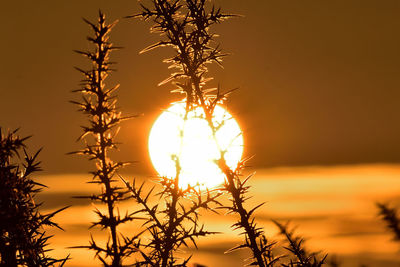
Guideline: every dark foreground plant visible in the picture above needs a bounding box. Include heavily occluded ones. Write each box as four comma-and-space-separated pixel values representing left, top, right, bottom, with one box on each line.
131, 0, 327, 266
131, 0, 278, 265
122, 176, 222, 266
70, 11, 139, 267
377, 202, 400, 241
0, 128, 69, 267
273, 221, 327, 267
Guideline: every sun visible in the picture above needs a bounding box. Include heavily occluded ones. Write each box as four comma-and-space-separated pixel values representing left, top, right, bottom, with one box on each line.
148, 101, 243, 189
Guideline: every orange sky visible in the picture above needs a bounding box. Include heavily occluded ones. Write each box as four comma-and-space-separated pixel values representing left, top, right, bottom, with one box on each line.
2, 2, 400, 266
38, 164, 400, 267
1, 0, 400, 175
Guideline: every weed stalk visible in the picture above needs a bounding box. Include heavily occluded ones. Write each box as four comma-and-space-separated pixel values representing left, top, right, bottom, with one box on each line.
71, 11, 139, 267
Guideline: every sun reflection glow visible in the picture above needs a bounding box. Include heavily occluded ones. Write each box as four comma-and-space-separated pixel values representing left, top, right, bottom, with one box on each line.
148, 102, 243, 189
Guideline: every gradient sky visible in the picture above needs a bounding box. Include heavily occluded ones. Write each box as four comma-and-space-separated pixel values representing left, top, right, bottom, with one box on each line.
1, 0, 399, 175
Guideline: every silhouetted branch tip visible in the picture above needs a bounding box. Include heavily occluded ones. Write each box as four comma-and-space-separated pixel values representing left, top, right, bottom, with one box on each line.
377, 202, 400, 241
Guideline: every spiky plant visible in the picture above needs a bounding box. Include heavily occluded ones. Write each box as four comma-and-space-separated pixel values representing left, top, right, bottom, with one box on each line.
273, 221, 326, 267
122, 175, 222, 266
0, 128, 68, 267
377, 202, 400, 241
130, 0, 279, 266
71, 11, 140, 267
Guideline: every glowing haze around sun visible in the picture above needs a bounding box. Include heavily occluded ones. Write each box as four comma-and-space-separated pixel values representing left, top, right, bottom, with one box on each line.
148, 101, 243, 189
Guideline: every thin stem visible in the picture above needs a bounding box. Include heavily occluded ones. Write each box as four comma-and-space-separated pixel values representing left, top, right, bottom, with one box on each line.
96, 44, 120, 267
190, 69, 266, 267
72, 12, 137, 266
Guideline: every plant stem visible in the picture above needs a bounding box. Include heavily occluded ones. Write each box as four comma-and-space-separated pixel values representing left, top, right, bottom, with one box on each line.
96, 39, 120, 267
190, 73, 266, 267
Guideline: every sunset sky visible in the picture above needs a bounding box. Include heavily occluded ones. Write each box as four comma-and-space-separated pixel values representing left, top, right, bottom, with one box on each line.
2, 1, 400, 266
1, 0, 399, 175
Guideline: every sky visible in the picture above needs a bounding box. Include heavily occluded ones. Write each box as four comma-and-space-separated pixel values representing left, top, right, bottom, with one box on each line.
2, 1, 400, 266
1, 0, 400, 175
36, 165, 400, 266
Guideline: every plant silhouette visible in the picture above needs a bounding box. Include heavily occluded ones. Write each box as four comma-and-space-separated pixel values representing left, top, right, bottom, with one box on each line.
130, 0, 275, 265
273, 221, 326, 267
70, 11, 140, 267
377, 202, 400, 241
131, 0, 327, 266
122, 175, 222, 266
0, 128, 69, 267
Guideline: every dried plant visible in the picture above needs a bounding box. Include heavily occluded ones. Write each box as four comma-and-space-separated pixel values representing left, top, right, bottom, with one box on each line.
130, 0, 279, 266
0, 128, 69, 267
273, 221, 327, 267
377, 202, 400, 241
70, 11, 140, 266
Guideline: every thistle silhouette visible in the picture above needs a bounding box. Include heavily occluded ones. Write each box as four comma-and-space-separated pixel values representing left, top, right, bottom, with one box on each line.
0, 128, 68, 267
70, 11, 140, 267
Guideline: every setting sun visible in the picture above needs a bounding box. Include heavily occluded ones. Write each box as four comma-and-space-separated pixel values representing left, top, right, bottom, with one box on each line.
148, 101, 243, 189
3, 1, 399, 266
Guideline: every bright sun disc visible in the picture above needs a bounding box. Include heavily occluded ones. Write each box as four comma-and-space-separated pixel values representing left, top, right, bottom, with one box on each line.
148, 102, 243, 189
